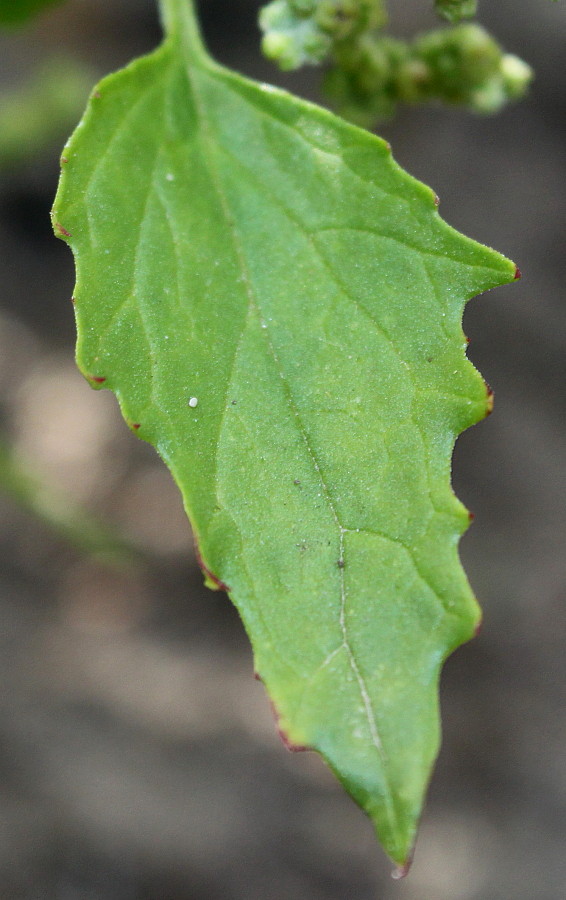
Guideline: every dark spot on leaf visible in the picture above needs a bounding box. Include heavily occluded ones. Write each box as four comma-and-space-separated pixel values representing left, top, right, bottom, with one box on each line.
514, 265, 522, 280
61, 157, 68, 165
433, 192, 440, 207
54, 222, 71, 237
93, 90, 101, 99
468, 511, 475, 522
293, 479, 301, 485
131, 423, 141, 430
90, 376, 106, 384
231, 399, 237, 405
70, 296, 76, 304
473, 616, 483, 638
337, 558, 345, 568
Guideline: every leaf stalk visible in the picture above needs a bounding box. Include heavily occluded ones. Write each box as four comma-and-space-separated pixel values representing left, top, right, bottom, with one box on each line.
159, 0, 207, 63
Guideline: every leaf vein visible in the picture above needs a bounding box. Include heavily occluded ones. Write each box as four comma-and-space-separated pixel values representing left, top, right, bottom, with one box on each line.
188, 63, 400, 826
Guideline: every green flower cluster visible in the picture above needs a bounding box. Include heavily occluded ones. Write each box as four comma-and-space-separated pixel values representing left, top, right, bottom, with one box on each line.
259, 0, 386, 70
259, 0, 533, 125
434, 0, 477, 24
327, 24, 534, 124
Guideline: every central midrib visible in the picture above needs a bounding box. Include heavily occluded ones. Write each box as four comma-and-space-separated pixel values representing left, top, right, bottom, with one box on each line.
175, 46, 403, 838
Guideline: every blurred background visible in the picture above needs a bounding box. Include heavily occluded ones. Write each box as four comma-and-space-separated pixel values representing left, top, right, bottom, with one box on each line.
0, 0, 564, 897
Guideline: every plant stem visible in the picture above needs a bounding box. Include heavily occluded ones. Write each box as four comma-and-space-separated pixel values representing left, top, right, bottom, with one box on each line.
159, 0, 207, 63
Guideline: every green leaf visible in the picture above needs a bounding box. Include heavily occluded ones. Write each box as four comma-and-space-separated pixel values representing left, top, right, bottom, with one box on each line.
0, 0, 63, 26
52, 0, 516, 869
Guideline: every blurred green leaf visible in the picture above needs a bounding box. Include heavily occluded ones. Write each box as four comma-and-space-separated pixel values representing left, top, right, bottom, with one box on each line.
0, 58, 93, 170
52, 0, 516, 868
0, 436, 140, 567
0, 0, 63, 26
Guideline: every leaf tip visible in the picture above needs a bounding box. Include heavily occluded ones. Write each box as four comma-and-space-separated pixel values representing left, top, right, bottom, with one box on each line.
391, 843, 415, 880
514, 265, 522, 280
391, 860, 411, 880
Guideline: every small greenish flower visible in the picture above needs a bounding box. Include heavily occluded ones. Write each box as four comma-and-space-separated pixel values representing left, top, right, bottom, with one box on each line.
259, 0, 533, 124
435, 0, 478, 24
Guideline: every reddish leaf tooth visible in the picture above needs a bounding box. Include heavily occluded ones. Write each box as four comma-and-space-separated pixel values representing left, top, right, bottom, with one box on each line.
194, 543, 230, 592
269, 700, 309, 753
485, 384, 494, 414
277, 728, 309, 753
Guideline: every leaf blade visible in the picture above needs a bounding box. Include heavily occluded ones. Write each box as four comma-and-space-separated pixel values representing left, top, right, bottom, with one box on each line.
53, 5, 516, 865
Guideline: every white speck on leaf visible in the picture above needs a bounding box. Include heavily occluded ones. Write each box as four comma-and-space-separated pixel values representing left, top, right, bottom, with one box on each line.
188, 397, 198, 408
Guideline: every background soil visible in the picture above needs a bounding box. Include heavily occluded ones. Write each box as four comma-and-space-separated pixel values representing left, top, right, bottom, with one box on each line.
0, 1, 564, 897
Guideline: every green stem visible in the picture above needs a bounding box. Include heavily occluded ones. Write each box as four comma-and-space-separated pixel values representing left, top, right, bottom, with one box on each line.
159, 0, 207, 63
